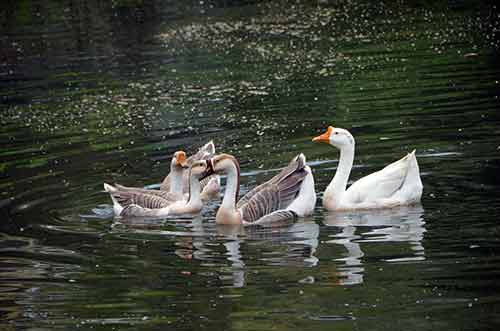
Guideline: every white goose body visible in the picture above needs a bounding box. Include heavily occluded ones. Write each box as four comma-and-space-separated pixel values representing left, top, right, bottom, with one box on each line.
205, 153, 316, 225
313, 126, 423, 211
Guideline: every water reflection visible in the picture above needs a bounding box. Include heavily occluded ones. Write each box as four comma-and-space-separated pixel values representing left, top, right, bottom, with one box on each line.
109, 218, 321, 288
106, 206, 426, 287
323, 206, 425, 285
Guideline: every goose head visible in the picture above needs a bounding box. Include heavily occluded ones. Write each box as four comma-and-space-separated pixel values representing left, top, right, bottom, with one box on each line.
170, 151, 188, 171
313, 126, 355, 150
199, 153, 240, 180
211, 154, 239, 174
189, 159, 213, 180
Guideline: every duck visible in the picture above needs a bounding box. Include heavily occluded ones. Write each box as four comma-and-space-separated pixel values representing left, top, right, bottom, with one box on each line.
312, 126, 423, 211
104, 159, 212, 217
201, 153, 316, 225
118, 141, 220, 201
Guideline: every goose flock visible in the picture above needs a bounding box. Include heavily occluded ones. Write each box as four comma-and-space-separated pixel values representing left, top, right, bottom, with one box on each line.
104, 126, 423, 225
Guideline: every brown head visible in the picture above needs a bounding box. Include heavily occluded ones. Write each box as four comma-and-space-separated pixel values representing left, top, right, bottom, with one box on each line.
201, 153, 240, 201
174, 151, 187, 166
170, 150, 188, 171
189, 159, 212, 179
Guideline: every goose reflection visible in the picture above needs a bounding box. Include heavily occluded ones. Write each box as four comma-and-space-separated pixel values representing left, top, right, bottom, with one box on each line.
322, 206, 425, 285
173, 220, 321, 288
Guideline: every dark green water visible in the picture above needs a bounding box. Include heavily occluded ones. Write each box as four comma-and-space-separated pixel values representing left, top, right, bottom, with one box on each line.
1, 0, 500, 330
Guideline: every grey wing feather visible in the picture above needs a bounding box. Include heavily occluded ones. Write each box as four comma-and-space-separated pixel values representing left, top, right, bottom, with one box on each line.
111, 191, 171, 209
239, 168, 307, 223
250, 210, 298, 226
237, 154, 305, 209
120, 205, 147, 217
115, 184, 181, 201
199, 174, 218, 191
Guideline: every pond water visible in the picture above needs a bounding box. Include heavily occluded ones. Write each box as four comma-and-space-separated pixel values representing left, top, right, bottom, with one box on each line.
1, 0, 500, 330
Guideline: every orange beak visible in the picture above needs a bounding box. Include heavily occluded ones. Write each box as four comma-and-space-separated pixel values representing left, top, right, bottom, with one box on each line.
312, 126, 333, 143
175, 151, 187, 167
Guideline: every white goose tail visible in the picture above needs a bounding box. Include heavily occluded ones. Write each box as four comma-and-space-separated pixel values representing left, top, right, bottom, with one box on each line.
286, 154, 317, 217
103, 183, 124, 216
400, 150, 423, 204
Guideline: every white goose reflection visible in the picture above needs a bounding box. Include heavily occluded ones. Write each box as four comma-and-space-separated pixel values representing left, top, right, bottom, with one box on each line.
322, 205, 425, 285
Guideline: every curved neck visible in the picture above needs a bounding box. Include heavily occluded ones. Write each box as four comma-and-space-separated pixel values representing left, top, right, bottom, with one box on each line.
186, 171, 201, 206
221, 161, 240, 211
325, 144, 355, 205
169, 166, 184, 195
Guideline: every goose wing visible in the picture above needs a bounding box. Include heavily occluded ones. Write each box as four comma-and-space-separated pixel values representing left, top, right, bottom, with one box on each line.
237, 154, 306, 209
250, 210, 298, 226
238, 154, 308, 223
114, 184, 183, 201
109, 190, 172, 210
345, 153, 412, 202
200, 174, 220, 193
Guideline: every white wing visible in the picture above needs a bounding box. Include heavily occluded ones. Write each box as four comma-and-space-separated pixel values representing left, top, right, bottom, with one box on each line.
344, 153, 412, 204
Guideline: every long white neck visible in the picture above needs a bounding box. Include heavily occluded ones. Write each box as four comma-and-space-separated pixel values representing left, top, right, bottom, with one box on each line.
186, 173, 201, 207
325, 143, 355, 208
169, 166, 184, 195
221, 163, 239, 211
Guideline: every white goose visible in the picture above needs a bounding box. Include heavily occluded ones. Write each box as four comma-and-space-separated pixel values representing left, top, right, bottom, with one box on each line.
104, 160, 211, 217
202, 153, 316, 225
312, 126, 423, 210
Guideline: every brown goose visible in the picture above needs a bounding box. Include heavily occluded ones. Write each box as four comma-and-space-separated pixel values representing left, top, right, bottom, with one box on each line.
201, 153, 316, 225
160, 140, 217, 194
114, 150, 187, 202
104, 160, 212, 217
117, 141, 220, 201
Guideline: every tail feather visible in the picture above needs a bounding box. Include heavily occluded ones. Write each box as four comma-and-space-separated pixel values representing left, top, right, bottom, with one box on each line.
103, 183, 123, 216
202, 140, 216, 155
294, 153, 306, 169
399, 149, 423, 203
104, 183, 118, 193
